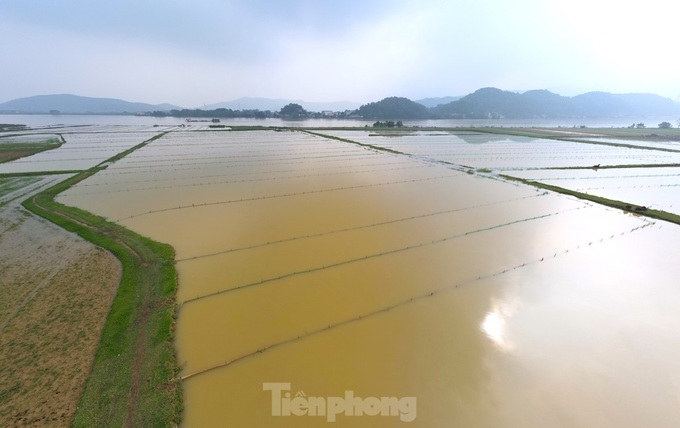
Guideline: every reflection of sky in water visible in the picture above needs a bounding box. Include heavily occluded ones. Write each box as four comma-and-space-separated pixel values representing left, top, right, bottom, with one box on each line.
323, 130, 680, 170
509, 168, 680, 215
0, 130, 166, 173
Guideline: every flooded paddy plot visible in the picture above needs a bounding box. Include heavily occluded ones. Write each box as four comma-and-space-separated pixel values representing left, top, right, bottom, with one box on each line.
0, 134, 62, 164
0, 129, 168, 174
577, 136, 680, 151
322, 130, 680, 170
58, 129, 680, 427
507, 167, 680, 215
58, 130, 437, 224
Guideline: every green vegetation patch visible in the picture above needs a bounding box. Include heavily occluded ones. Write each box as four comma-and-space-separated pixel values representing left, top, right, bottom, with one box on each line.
0, 124, 28, 132
21, 131, 182, 427
0, 136, 64, 163
0, 176, 43, 198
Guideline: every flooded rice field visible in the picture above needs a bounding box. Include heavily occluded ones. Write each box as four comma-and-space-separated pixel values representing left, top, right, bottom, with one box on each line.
0, 127, 172, 173
577, 137, 680, 151
53, 128, 680, 426
507, 167, 680, 215
323, 130, 680, 170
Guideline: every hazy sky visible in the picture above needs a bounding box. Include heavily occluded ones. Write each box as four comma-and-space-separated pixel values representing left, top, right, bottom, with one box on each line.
2, 0, 679, 107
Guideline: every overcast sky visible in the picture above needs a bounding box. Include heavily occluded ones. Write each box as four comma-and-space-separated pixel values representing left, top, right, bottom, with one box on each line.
2, 0, 679, 107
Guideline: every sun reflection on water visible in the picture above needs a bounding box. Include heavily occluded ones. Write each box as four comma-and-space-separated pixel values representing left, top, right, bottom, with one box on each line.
481, 299, 517, 351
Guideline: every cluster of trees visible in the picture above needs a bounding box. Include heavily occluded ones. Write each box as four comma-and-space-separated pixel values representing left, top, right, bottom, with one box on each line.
279, 103, 307, 119
627, 122, 676, 129
151, 103, 358, 120
372, 121, 404, 128
151, 108, 273, 119
0, 123, 27, 132
357, 97, 429, 120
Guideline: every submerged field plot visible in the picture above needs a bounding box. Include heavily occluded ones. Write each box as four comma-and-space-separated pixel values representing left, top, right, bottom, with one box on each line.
57, 128, 680, 427
323, 130, 680, 170
0, 126, 174, 174
507, 167, 680, 215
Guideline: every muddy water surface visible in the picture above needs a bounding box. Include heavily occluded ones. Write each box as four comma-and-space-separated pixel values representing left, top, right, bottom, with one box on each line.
59, 130, 680, 427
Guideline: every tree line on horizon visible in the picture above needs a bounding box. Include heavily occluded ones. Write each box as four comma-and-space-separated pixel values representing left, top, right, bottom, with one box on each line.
151, 87, 680, 121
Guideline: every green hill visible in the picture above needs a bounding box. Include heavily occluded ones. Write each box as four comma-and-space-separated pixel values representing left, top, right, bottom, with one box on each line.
356, 97, 430, 120
429, 88, 680, 119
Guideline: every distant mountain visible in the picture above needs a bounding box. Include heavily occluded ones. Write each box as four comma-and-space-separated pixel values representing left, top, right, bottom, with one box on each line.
429, 88, 680, 119
571, 92, 680, 117
432, 88, 531, 119
415, 96, 462, 108
202, 97, 361, 112
356, 97, 430, 120
5, 89, 677, 119
0, 94, 182, 114
520, 89, 573, 117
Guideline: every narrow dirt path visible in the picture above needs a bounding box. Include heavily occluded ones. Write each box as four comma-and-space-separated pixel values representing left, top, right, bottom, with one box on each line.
20, 131, 181, 426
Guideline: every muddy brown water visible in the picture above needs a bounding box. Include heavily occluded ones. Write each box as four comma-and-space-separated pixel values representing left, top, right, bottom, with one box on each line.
58, 130, 680, 427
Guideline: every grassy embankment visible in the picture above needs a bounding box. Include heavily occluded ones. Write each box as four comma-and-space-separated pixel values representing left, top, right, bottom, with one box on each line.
0, 135, 64, 163
21, 131, 182, 427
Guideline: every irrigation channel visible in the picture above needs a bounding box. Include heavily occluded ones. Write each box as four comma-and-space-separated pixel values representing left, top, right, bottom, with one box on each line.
9, 126, 680, 427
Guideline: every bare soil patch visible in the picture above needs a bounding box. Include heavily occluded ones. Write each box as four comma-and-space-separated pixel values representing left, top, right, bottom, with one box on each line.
0, 177, 121, 427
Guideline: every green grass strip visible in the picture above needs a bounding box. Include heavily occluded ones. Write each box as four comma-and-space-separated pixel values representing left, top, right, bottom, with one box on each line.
0, 170, 83, 178
21, 131, 182, 427
501, 174, 680, 226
